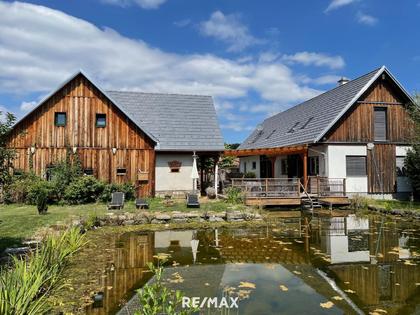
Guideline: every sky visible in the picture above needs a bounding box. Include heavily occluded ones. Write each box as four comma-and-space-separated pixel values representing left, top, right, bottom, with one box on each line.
0, 0, 420, 144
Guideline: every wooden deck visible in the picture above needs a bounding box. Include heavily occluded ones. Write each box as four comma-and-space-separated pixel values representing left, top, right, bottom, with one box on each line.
231, 177, 349, 207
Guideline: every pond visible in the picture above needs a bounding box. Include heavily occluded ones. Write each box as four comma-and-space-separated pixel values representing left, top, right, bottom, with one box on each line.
85, 214, 420, 315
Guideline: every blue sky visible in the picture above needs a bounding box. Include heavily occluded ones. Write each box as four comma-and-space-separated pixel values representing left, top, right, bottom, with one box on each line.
0, 0, 419, 143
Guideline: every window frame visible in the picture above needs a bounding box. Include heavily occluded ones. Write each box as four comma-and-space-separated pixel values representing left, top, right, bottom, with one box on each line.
308, 156, 319, 176
96, 113, 107, 128
83, 168, 94, 176
54, 112, 67, 127
252, 161, 257, 170
396, 156, 407, 177
116, 167, 127, 176
374, 107, 388, 142
345, 156, 367, 177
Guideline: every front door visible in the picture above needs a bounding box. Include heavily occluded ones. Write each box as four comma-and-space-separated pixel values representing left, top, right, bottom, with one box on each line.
260, 155, 273, 178
287, 154, 303, 178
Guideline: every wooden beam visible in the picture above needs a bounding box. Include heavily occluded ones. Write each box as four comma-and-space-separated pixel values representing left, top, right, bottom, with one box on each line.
303, 149, 308, 189
224, 145, 308, 157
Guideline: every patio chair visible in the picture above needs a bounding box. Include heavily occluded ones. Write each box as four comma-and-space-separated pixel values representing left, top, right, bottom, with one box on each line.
107, 192, 125, 210
135, 197, 149, 209
186, 193, 200, 208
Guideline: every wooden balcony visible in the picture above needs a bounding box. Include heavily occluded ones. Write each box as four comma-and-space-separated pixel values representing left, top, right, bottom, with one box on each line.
231, 177, 349, 207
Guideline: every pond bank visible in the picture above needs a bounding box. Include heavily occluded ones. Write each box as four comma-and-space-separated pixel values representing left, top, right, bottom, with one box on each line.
366, 205, 420, 219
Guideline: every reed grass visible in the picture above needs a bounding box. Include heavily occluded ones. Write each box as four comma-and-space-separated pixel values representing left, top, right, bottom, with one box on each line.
0, 228, 86, 315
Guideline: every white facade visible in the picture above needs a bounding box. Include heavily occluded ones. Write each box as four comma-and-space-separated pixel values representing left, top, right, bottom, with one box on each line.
155, 153, 194, 195
238, 144, 412, 196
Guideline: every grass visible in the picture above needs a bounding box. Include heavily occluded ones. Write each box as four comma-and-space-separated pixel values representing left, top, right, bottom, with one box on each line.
367, 199, 420, 212
0, 198, 247, 252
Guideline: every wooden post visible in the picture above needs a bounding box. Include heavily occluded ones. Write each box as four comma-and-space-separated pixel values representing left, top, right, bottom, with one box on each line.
269, 156, 276, 178
343, 178, 346, 196
303, 150, 308, 190
265, 178, 268, 193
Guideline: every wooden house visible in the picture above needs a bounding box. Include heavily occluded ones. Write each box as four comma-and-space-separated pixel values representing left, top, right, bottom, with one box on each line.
226, 66, 415, 205
6, 71, 224, 196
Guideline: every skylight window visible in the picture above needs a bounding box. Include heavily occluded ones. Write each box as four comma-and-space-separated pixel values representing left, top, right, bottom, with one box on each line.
251, 130, 264, 143
287, 122, 300, 133
265, 129, 276, 139
300, 117, 314, 129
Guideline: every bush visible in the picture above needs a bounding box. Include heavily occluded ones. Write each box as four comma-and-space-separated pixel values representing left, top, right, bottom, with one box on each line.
27, 180, 54, 206
4, 172, 41, 204
244, 172, 256, 178
49, 158, 82, 201
36, 188, 49, 214
100, 182, 136, 202
205, 186, 216, 199
64, 176, 106, 204
350, 194, 369, 210
225, 187, 244, 204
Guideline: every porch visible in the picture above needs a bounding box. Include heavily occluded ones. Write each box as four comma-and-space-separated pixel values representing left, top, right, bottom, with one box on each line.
231, 177, 349, 207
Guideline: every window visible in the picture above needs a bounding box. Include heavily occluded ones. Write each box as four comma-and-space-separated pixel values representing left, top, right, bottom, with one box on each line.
374, 107, 387, 141
54, 112, 66, 126
243, 161, 247, 173
396, 156, 407, 177
265, 129, 276, 139
281, 159, 288, 175
287, 122, 300, 134
346, 156, 367, 176
96, 113, 106, 128
46, 165, 55, 181
13, 169, 23, 176
300, 117, 314, 129
83, 168, 94, 176
252, 161, 257, 170
116, 168, 126, 176
308, 156, 319, 176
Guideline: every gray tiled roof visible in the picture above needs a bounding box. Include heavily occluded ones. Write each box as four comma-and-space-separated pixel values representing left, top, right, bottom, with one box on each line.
107, 91, 224, 152
239, 67, 384, 150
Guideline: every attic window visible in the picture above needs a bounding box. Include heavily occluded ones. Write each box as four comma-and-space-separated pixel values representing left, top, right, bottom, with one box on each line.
251, 130, 264, 143
55, 112, 66, 126
287, 122, 300, 134
96, 114, 106, 128
300, 117, 314, 129
265, 129, 276, 139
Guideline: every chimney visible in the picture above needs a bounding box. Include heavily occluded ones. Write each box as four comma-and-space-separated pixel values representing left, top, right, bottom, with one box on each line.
337, 77, 350, 86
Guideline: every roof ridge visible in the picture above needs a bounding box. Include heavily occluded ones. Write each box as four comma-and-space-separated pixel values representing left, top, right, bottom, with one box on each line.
263, 66, 383, 124
106, 90, 212, 98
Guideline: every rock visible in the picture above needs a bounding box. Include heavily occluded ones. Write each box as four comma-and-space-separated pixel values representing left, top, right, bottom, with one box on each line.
155, 214, 171, 220
185, 212, 200, 218
172, 218, 188, 223
4, 247, 31, 255
123, 220, 135, 226
172, 213, 187, 219
208, 216, 224, 222
151, 219, 165, 224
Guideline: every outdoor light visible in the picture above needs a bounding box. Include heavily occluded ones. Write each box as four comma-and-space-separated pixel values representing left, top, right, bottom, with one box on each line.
30, 146, 36, 154
367, 143, 375, 150
112, 147, 117, 155
72, 146, 77, 154
92, 292, 104, 308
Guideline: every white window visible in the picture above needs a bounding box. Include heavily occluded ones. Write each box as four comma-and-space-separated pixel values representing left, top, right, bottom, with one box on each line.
346, 156, 367, 176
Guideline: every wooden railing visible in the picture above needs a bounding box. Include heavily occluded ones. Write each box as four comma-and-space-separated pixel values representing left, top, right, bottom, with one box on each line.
307, 176, 346, 197
231, 178, 300, 198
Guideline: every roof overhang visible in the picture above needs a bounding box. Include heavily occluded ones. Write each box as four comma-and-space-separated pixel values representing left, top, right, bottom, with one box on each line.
224, 144, 308, 157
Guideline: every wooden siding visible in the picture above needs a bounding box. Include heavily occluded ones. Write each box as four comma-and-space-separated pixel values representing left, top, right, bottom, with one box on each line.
367, 144, 396, 193
7, 74, 156, 196
325, 78, 414, 143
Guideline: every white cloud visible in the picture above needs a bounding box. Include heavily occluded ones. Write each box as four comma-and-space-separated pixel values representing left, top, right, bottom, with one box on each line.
100, 0, 166, 9
300, 74, 342, 86
0, 2, 321, 104
283, 52, 345, 69
174, 19, 191, 28
199, 11, 263, 52
357, 12, 378, 26
325, 0, 359, 12
20, 100, 37, 112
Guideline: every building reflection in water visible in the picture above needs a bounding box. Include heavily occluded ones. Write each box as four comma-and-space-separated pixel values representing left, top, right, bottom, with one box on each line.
86, 214, 420, 315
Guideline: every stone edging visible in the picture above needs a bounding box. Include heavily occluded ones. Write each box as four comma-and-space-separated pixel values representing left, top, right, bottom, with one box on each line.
367, 205, 420, 219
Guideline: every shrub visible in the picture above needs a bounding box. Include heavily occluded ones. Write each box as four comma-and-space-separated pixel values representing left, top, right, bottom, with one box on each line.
205, 186, 216, 199
225, 187, 244, 204
26, 180, 54, 206
350, 194, 369, 210
100, 182, 136, 202
36, 189, 49, 214
49, 158, 82, 201
4, 172, 41, 204
64, 176, 105, 204
244, 172, 256, 178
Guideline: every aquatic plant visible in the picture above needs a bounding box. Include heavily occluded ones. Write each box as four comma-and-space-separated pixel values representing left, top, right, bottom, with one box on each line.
135, 257, 197, 315
225, 187, 244, 204
0, 228, 86, 315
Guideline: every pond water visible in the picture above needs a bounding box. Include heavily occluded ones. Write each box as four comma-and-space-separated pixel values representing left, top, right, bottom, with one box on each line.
85, 214, 420, 315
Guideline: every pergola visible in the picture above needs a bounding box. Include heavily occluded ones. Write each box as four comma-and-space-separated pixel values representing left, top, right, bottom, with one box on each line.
224, 144, 309, 187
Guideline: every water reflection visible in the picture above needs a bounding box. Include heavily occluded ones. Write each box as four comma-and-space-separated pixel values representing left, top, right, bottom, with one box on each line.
85, 214, 420, 315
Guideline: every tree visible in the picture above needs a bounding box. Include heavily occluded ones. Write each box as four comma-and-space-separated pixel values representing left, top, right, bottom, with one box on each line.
0, 112, 16, 196
219, 143, 240, 169
405, 94, 420, 197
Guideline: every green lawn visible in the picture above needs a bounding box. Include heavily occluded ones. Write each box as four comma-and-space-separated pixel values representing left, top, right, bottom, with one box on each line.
367, 199, 420, 211
0, 198, 247, 252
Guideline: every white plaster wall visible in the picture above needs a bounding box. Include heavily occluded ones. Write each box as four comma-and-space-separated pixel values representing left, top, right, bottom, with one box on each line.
239, 156, 260, 177
327, 145, 368, 194
396, 145, 412, 193
155, 153, 194, 193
